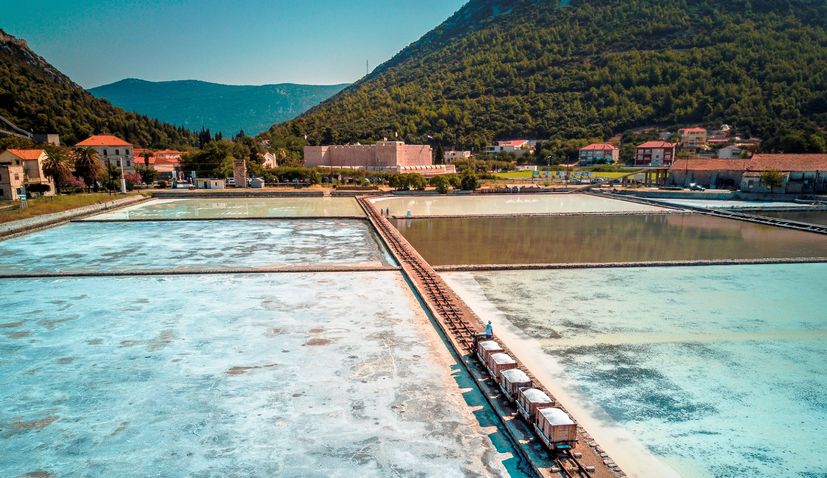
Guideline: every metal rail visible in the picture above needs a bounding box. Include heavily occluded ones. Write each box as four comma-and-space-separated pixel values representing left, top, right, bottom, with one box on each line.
359, 197, 479, 350
358, 196, 619, 478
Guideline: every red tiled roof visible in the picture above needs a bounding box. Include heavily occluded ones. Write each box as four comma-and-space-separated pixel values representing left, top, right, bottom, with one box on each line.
671, 154, 827, 172
637, 141, 677, 149
76, 135, 132, 147
5, 149, 45, 160
154, 149, 184, 156
581, 143, 618, 151
750, 154, 827, 171
498, 140, 529, 147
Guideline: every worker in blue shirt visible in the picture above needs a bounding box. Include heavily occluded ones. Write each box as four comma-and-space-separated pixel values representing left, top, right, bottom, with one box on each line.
484, 321, 493, 338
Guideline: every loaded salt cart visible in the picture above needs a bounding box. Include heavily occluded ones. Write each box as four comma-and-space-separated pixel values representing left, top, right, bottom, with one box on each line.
498, 368, 531, 401
535, 407, 577, 451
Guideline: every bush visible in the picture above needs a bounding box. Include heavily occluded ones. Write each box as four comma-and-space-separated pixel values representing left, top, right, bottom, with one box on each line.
123, 172, 142, 191
389, 173, 426, 191
460, 172, 480, 191
430, 175, 451, 194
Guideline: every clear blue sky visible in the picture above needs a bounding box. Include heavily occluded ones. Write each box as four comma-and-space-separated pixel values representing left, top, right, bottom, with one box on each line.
3, 0, 466, 88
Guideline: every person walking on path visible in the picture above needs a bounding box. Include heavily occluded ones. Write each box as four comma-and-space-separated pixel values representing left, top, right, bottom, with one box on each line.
484, 320, 493, 338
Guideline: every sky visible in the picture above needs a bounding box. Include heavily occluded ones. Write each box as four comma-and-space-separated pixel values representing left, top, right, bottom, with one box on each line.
3, 0, 466, 88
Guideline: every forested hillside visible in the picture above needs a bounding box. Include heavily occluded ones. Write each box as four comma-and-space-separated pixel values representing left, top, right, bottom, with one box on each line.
275, 0, 827, 150
90, 79, 348, 137
0, 29, 195, 148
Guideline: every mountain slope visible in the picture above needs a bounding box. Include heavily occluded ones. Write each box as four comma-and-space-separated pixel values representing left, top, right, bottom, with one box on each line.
90, 79, 349, 137
277, 0, 827, 149
0, 29, 195, 148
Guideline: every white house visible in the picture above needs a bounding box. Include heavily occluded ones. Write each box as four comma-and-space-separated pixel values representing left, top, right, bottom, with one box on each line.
444, 150, 472, 162
76, 135, 136, 173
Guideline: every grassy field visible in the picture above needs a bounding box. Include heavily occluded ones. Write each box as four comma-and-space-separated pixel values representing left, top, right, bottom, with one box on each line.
0, 193, 143, 224
493, 170, 638, 180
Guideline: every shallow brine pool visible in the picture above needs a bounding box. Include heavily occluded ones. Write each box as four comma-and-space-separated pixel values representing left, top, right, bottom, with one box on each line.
444, 264, 827, 478
0, 219, 392, 274
647, 198, 811, 210
90, 197, 364, 220
394, 214, 827, 265
371, 194, 668, 217
0, 272, 515, 477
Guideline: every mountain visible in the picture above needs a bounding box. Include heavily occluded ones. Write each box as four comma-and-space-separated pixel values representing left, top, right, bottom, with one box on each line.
276, 0, 827, 150
0, 29, 195, 148
90, 79, 349, 137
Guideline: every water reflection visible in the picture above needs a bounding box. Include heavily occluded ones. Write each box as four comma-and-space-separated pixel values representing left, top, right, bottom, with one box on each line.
757, 210, 827, 226
394, 214, 827, 265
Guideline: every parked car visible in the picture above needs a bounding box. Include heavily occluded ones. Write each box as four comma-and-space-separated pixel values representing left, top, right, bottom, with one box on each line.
689, 183, 706, 191
226, 177, 236, 187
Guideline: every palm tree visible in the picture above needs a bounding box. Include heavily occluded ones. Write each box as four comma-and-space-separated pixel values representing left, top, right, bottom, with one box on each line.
42, 145, 72, 194
73, 147, 104, 192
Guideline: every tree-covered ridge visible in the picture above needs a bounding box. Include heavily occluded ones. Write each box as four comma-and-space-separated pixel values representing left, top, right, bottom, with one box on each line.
0, 29, 196, 148
277, 0, 827, 150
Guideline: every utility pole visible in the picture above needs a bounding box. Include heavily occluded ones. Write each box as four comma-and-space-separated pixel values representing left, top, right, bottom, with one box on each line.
118, 157, 127, 193
366, 60, 369, 76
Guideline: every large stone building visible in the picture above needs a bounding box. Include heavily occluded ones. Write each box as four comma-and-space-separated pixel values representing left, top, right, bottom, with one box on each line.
76, 135, 135, 173
304, 140, 455, 176
0, 148, 55, 198
668, 154, 827, 193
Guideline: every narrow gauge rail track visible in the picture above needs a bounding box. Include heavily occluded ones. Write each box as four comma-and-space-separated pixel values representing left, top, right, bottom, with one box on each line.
358, 197, 622, 478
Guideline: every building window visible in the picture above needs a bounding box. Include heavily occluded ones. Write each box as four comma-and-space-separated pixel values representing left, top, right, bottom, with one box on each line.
115, 149, 120, 156
127, 160, 131, 167
103, 149, 108, 156
125, 149, 130, 156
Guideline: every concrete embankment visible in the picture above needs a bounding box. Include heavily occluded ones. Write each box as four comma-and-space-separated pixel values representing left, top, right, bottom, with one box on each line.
0, 195, 147, 239
433, 257, 827, 272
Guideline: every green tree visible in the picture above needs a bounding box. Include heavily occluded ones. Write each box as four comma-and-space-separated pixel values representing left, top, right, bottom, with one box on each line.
760, 170, 784, 193
430, 175, 451, 194
460, 172, 480, 191
73, 147, 104, 191
42, 145, 72, 194
434, 144, 445, 164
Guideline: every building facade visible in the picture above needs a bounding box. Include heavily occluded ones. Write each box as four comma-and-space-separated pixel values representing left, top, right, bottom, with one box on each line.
134, 149, 183, 179
635, 141, 678, 166
484, 140, 533, 157
444, 150, 472, 162
304, 141, 455, 176
0, 164, 25, 200
668, 154, 827, 193
0, 149, 55, 196
578, 143, 619, 165
679, 128, 708, 150
76, 135, 135, 173
717, 145, 744, 159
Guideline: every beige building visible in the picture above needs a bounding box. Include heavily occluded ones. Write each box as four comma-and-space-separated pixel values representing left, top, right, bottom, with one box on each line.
0, 164, 25, 200
444, 150, 472, 162
304, 140, 455, 176
679, 128, 708, 150
76, 135, 136, 173
0, 149, 55, 197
